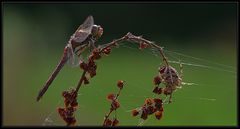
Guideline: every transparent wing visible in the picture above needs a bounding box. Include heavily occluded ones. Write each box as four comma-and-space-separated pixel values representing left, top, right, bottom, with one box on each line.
73, 15, 94, 43
66, 43, 83, 67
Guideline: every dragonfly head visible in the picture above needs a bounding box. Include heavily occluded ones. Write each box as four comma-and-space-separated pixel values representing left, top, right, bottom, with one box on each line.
91, 25, 103, 39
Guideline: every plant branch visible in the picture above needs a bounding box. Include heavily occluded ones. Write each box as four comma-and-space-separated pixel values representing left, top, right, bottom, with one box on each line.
99, 32, 169, 66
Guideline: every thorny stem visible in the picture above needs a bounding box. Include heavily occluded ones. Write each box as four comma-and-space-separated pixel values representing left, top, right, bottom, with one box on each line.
100, 32, 169, 66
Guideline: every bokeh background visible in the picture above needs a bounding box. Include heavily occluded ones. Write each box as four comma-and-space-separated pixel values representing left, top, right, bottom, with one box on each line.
3, 3, 237, 126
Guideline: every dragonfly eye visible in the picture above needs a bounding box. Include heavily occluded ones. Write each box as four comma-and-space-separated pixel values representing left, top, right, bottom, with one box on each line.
92, 25, 103, 38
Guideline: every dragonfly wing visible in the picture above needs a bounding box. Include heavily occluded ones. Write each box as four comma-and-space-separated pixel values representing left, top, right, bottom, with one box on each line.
66, 43, 86, 67
73, 15, 94, 43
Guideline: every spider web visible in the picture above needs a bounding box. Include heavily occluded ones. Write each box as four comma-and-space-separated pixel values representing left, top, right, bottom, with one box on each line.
41, 41, 236, 126
116, 42, 236, 126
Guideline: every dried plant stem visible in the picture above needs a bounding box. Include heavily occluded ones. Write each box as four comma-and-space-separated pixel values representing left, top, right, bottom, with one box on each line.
103, 109, 114, 126
100, 32, 169, 66
75, 70, 87, 93
103, 89, 122, 126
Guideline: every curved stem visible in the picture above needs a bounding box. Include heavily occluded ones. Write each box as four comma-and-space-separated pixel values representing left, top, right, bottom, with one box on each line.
100, 32, 169, 66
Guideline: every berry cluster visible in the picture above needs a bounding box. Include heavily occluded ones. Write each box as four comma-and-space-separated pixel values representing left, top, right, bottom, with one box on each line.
131, 98, 163, 120
57, 88, 78, 126
103, 80, 124, 126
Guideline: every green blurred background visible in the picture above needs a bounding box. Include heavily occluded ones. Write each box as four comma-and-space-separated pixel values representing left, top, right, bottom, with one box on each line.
3, 3, 237, 126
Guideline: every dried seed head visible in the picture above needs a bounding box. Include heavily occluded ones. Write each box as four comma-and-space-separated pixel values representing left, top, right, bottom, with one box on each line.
104, 119, 112, 126
79, 62, 88, 71
153, 98, 163, 110
66, 117, 76, 126
159, 66, 166, 73
163, 87, 172, 95
139, 42, 149, 49
90, 48, 101, 60
71, 100, 78, 108
140, 107, 148, 120
147, 106, 156, 115
111, 100, 120, 110
131, 109, 139, 117
153, 76, 161, 85
64, 99, 70, 107
107, 93, 116, 101
153, 87, 162, 94
112, 118, 119, 126
155, 111, 163, 120
144, 98, 154, 105
117, 80, 124, 89
57, 107, 66, 118
103, 47, 111, 55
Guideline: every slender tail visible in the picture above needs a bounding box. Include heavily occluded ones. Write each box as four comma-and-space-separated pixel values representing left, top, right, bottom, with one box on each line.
37, 47, 69, 102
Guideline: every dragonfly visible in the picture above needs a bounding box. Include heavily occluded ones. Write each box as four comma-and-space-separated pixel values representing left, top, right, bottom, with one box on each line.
37, 15, 103, 101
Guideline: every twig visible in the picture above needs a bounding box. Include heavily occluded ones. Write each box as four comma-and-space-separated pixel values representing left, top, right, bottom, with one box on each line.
99, 32, 169, 66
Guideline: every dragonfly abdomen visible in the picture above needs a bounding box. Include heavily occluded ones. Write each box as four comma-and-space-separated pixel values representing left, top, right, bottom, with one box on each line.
37, 47, 69, 101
